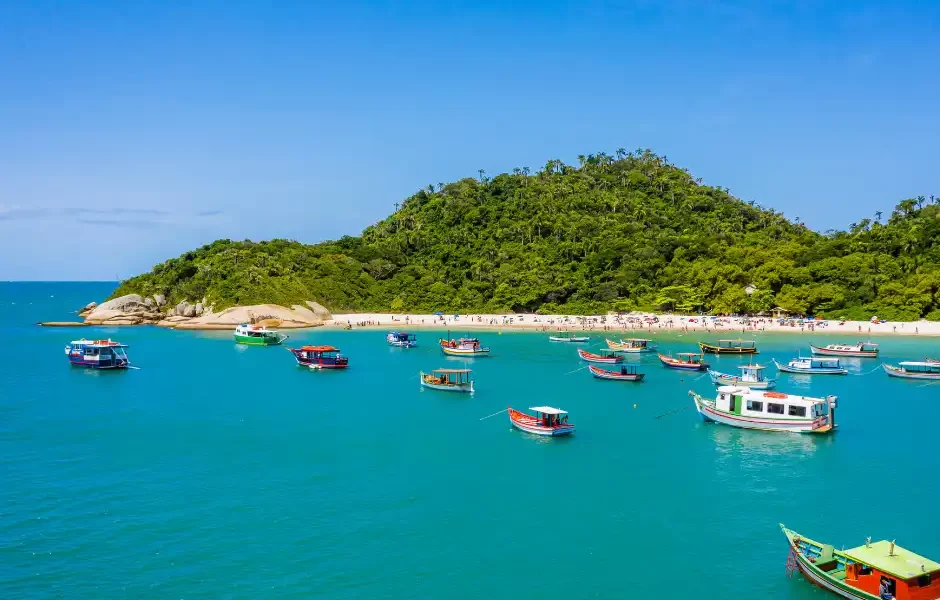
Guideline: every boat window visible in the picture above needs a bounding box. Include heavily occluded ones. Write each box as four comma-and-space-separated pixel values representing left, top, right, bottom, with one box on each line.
859, 565, 872, 575
746, 400, 763, 412
917, 574, 931, 587
788, 405, 807, 417
767, 403, 784, 415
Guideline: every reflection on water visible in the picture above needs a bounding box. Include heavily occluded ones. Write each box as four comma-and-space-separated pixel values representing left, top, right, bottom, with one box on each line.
708, 423, 822, 456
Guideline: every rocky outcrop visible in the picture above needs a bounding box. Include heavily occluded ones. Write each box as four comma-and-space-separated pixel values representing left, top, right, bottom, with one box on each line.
172, 304, 324, 330
174, 301, 191, 316
84, 301, 98, 311
305, 301, 333, 321
154, 294, 166, 307
195, 302, 204, 316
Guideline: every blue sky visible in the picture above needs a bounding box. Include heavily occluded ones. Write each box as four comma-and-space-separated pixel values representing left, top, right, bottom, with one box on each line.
1, 1, 938, 280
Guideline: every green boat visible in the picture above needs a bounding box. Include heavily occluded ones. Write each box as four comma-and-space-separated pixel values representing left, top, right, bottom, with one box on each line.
234, 323, 288, 346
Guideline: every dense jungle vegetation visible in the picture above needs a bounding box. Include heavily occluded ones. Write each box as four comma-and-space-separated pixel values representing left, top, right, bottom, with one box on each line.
111, 149, 940, 320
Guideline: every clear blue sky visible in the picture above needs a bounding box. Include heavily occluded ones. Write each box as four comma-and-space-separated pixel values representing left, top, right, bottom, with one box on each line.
1, 1, 938, 280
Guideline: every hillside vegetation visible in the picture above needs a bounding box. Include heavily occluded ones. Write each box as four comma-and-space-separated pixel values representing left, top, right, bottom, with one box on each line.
111, 149, 940, 321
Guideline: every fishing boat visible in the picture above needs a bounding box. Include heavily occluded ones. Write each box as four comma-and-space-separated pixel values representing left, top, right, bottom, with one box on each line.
709, 364, 776, 389
689, 387, 836, 433
810, 342, 879, 358
549, 332, 590, 343
439, 337, 491, 357
387, 331, 417, 348
419, 369, 474, 393
288, 345, 349, 369
64, 339, 130, 369
234, 323, 288, 346
659, 352, 709, 371
927, 358, 939, 364
882, 361, 940, 380
773, 357, 848, 375
508, 406, 574, 437
698, 339, 758, 354
589, 364, 644, 382
606, 338, 656, 353
780, 524, 940, 600
577, 348, 624, 364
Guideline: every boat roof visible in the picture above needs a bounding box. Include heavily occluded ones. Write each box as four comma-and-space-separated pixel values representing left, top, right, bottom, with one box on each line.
299, 345, 339, 352
529, 406, 567, 415
70, 339, 126, 347
432, 369, 471, 373
899, 361, 940, 368
739, 364, 765, 370
716, 386, 831, 405
390, 331, 413, 335
676, 352, 703, 356
719, 339, 755, 342
843, 540, 940, 579
624, 338, 651, 342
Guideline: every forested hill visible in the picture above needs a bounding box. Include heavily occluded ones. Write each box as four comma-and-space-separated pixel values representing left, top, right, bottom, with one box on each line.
111, 150, 940, 320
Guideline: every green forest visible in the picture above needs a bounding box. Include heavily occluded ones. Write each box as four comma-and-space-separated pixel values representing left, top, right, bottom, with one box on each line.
111, 149, 940, 321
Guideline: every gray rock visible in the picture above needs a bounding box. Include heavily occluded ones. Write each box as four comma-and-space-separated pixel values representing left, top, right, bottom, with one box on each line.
84, 301, 98, 311
154, 294, 166, 307
183, 304, 196, 318
304, 301, 333, 321
144, 297, 154, 308
194, 302, 204, 317
174, 301, 191, 316
95, 294, 144, 312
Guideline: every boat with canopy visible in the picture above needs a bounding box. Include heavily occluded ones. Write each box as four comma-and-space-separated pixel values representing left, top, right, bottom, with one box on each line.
698, 339, 758, 354
709, 364, 776, 389
773, 357, 848, 375
577, 348, 623, 364
810, 342, 878, 358
882, 361, 940, 380
419, 369, 474, 393
549, 332, 590, 342
234, 323, 288, 346
690, 387, 836, 433
439, 338, 491, 357
508, 406, 574, 437
659, 352, 709, 371
606, 338, 656, 353
288, 345, 349, 369
387, 331, 417, 348
589, 364, 644, 381
65, 339, 130, 370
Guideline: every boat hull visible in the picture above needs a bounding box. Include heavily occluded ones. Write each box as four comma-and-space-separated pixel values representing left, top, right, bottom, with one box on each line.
67, 357, 128, 370
882, 364, 940, 380
658, 354, 708, 371
810, 345, 877, 358
577, 349, 623, 364
441, 346, 490, 357
420, 381, 474, 393
691, 394, 832, 434
709, 372, 775, 389
699, 343, 758, 355
773, 360, 847, 375
508, 409, 574, 437
388, 341, 417, 348
605, 339, 655, 352
782, 527, 879, 600
549, 336, 590, 343
235, 333, 285, 346
589, 365, 644, 381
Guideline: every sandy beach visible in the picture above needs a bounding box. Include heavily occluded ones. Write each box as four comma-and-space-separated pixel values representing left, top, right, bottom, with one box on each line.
329, 313, 940, 337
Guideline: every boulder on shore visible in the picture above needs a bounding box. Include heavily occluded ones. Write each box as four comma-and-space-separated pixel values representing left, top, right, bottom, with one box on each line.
175, 301, 191, 316
154, 294, 166, 307
84, 301, 98, 311
305, 301, 333, 321
195, 302, 204, 317
173, 304, 325, 330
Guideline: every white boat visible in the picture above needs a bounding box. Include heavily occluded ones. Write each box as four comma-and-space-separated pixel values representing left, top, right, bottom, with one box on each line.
709, 365, 776, 389
439, 337, 491, 357
882, 361, 940, 380
419, 369, 474, 393
689, 386, 837, 433
809, 342, 878, 358
508, 406, 574, 437
606, 338, 656, 353
773, 357, 847, 375
387, 331, 417, 348
549, 333, 590, 343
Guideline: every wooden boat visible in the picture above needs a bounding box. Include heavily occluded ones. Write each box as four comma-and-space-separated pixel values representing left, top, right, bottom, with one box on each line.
549, 332, 590, 343
288, 345, 349, 369
698, 339, 758, 354
810, 342, 878, 358
64, 339, 130, 369
773, 357, 847, 375
927, 357, 940, 364
709, 365, 776, 389
690, 387, 836, 433
658, 352, 709, 371
606, 338, 656, 353
589, 364, 644, 381
387, 331, 417, 348
234, 323, 288, 346
780, 524, 940, 600
439, 337, 490, 357
577, 348, 623, 364
882, 361, 940, 380
420, 369, 474, 393
508, 406, 574, 437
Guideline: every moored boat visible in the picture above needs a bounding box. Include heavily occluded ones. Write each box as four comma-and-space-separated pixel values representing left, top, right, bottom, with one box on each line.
780, 524, 940, 600
709, 364, 775, 389
288, 345, 349, 369
882, 361, 940, 380
589, 364, 644, 381
439, 337, 491, 357
577, 348, 624, 364
927, 357, 939, 364
549, 332, 590, 343
773, 356, 848, 375
234, 323, 288, 346
690, 387, 836, 433
810, 342, 878, 358
65, 339, 130, 369
659, 352, 709, 371
606, 338, 656, 353
698, 339, 758, 354
508, 406, 574, 437
420, 368, 474, 393
387, 331, 417, 348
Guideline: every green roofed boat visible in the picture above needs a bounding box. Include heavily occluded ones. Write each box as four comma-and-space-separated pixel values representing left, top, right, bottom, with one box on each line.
234, 323, 288, 346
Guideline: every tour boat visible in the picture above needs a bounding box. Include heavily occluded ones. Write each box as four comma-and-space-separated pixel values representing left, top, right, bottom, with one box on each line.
773, 357, 848, 375
606, 338, 656, 353
659, 352, 709, 371
589, 364, 644, 382
577, 348, 624, 364
690, 387, 836, 433
419, 368, 474, 393
882, 361, 940, 380
709, 364, 776, 389
549, 332, 590, 343
387, 331, 417, 348
65, 339, 130, 370
780, 524, 940, 600
288, 345, 349, 369
810, 342, 878, 358
439, 337, 490, 357
927, 357, 939, 364
234, 323, 288, 346
508, 406, 574, 437
698, 339, 758, 354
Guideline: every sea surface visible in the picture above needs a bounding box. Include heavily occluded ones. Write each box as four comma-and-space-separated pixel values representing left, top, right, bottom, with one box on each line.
2, 282, 939, 599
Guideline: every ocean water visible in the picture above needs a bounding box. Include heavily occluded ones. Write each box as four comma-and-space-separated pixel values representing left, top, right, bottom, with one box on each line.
2, 282, 939, 599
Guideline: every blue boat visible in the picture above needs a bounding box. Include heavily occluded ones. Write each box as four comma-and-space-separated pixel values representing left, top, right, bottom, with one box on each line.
65, 339, 130, 369
387, 331, 417, 348
773, 357, 847, 375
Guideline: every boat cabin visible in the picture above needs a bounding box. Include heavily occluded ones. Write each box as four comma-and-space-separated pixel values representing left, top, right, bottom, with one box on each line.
387, 331, 417, 345
738, 364, 767, 382
618, 365, 641, 376
715, 386, 833, 421
425, 369, 472, 386
897, 362, 940, 375
530, 406, 570, 427
65, 339, 129, 369
799, 357, 843, 369
676, 352, 706, 365
441, 337, 481, 349
623, 338, 652, 349
290, 345, 349, 368
838, 540, 940, 600
719, 339, 756, 351
829, 342, 879, 352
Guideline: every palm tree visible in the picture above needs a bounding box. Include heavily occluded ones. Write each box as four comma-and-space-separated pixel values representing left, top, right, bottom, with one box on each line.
615, 147, 626, 160
522, 166, 529, 176
577, 155, 586, 167
478, 169, 485, 182
874, 210, 883, 223
512, 167, 521, 177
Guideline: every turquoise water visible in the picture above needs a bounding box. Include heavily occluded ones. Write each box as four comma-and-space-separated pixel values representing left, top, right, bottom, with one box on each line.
2, 282, 939, 599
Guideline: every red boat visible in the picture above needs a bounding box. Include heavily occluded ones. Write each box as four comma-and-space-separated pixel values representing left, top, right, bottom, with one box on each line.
658, 352, 709, 371
508, 406, 574, 437
589, 365, 644, 381
288, 345, 349, 369
577, 348, 623, 364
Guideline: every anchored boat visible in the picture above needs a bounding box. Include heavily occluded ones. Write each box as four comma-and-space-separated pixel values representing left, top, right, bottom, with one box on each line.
698, 339, 758, 354
606, 338, 656, 353
781, 524, 940, 600
508, 406, 574, 437
419, 368, 474, 393
659, 352, 709, 371
234, 323, 288, 346
810, 342, 878, 358
577, 348, 623, 364
774, 357, 848, 375
882, 361, 940, 380
439, 338, 490, 357
288, 345, 349, 369
690, 387, 836, 433
549, 332, 590, 343
589, 364, 644, 382
387, 331, 417, 348
65, 339, 130, 370
709, 364, 776, 389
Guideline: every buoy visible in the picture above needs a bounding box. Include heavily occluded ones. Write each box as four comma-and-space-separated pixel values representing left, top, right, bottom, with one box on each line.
633, 403, 637, 408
